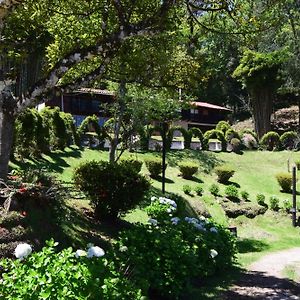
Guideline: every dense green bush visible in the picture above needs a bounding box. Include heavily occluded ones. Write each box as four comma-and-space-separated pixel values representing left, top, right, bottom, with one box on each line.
209, 183, 220, 197
256, 193, 267, 207
230, 138, 242, 153
115, 212, 236, 298
280, 131, 298, 150
275, 172, 293, 193
260, 131, 281, 151
214, 166, 235, 183
194, 185, 204, 196
183, 184, 192, 195
225, 185, 239, 201
119, 158, 143, 173
0, 239, 143, 300
241, 190, 250, 201
144, 158, 165, 178
73, 160, 150, 219
178, 162, 198, 179
283, 199, 292, 213
269, 196, 280, 211
203, 129, 226, 151
216, 121, 231, 134
225, 129, 240, 143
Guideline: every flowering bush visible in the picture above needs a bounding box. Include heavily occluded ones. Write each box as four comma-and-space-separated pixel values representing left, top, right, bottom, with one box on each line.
115, 203, 236, 299
0, 239, 144, 299
145, 196, 177, 222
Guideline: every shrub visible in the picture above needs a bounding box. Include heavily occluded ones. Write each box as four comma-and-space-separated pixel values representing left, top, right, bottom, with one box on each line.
241, 133, 258, 150
225, 129, 239, 143
183, 184, 192, 195
0, 239, 144, 299
194, 185, 204, 196
115, 214, 236, 298
260, 131, 281, 151
241, 190, 250, 201
275, 172, 293, 193
270, 196, 280, 211
230, 138, 242, 153
216, 121, 231, 134
209, 183, 220, 196
145, 158, 165, 178
145, 196, 178, 222
280, 131, 298, 150
222, 202, 267, 218
119, 158, 143, 173
256, 193, 266, 206
214, 166, 235, 184
225, 185, 239, 201
283, 199, 292, 213
203, 129, 226, 151
73, 160, 150, 219
178, 162, 198, 179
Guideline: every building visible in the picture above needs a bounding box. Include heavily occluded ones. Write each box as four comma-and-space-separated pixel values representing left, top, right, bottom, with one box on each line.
38, 88, 115, 126
175, 101, 232, 132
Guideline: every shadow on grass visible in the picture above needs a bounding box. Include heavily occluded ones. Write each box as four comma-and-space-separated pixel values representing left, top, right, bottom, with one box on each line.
152, 176, 175, 184
10, 147, 83, 174
223, 181, 241, 188
166, 150, 224, 173
237, 238, 270, 254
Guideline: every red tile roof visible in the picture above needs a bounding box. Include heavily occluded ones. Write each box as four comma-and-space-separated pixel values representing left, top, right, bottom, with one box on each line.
191, 101, 232, 111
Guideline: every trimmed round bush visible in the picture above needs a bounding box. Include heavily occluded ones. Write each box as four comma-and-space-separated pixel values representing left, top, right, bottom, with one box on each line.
280, 131, 298, 150
260, 131, 280, 151
230, 138, 242, 153
194, 185, 204, 196
214, 166, 235, 184
203, 129, 226, 151
73, 160, 150, 219
178, 162, 198, 179
256, 193, 266, 206
225, 129, 240, 143
275, 172, 293, 193
119, 158, 143, 173
183, 184, 192, 195
216, 121, 231, 134
145, 158, 165, 178
209, 183, 220, 196
225, 185, 239, 201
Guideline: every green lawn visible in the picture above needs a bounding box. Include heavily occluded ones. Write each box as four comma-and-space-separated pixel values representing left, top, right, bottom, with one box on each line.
10, 148, 300, 268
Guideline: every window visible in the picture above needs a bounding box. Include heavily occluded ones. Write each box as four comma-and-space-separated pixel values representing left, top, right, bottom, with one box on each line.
190, 109, 198, 115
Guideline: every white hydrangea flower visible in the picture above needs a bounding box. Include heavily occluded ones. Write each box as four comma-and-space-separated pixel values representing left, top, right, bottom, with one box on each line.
14, 243, 32, 260
87, 246, 105, 258
151, 196, 157, 202
148, 218, 158, 226
199, 216, 206, 221
119, 246, 128, 252
210, 227, 218, 233
210, 249, 218, 259
75, 249, 87, 258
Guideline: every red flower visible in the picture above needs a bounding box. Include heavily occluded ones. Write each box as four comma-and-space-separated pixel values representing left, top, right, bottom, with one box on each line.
21, 211, 27, 217
18, 187, 27, 194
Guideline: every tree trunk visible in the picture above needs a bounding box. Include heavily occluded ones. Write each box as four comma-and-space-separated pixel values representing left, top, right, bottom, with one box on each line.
250, 88, 273, 139
0, 107, 15, 180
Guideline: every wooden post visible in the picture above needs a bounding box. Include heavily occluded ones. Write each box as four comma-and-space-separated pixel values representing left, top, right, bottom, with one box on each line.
292, 166, 297, 227
287, 159, 290, 173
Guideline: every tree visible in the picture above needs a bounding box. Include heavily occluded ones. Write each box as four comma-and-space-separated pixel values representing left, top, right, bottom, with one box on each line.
0, 0, 182, 179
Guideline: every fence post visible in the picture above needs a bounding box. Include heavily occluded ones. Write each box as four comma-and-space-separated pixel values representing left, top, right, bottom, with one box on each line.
292, 166, 297, 227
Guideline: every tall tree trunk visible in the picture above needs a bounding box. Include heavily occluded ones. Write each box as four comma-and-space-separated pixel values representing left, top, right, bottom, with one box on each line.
0, 98, 15, 180
109, 80, 126, 163
250, 88, 273, 139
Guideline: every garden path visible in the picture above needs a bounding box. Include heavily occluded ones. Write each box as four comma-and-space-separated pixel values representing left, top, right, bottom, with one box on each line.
224, 248, 300, 299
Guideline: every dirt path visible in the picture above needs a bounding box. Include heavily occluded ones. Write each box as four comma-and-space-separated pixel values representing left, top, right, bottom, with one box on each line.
224, 248, 300, 300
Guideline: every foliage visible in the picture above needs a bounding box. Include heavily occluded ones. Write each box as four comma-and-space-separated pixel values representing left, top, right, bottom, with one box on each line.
216, 121, 231, 134
225, 129, 240, 143
178, 162, 198, 179
145, 196, 177, 222
224, 185, 239, 201
194, 185, 204, 196
275, 172, 293, 193
73, 160, 150, 219
260, 131, 281, 151
183, 184, 192, 195
269, 196, 280, 211
203, 130, 226, 151
230, 138, 242, 153
241, 190, 250, 201
222, 202, 267, 219
187, 127, 204, 149
0, 239, 144, 300
119, 158, 143, 174
214, 166, 235, 184
280, 131, 298, 150
241, 133, 258, 150
283, 199, 292, 213
115, 214, 236, 298
167, 126, 189, 150
144, 158, 164, 178
256, 193, 266, 207
209, 184, 220, 197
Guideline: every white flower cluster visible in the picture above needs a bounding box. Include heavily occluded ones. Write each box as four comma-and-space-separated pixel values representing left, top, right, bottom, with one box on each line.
210, 249, 218, 259
14, 243, 32, 260
151, 196, 177, 214
75, 245, 105, 258
182, 216, 218, 234
148, 218, 158, 226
